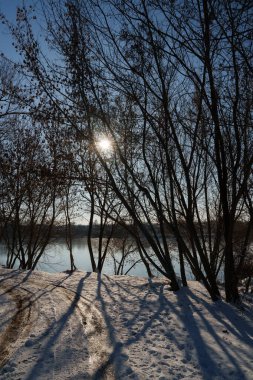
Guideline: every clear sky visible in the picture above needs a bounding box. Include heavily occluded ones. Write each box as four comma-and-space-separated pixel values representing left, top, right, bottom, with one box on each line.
0, 0, 21, 20
0, 0, 38, 19
0, 0, 36, 59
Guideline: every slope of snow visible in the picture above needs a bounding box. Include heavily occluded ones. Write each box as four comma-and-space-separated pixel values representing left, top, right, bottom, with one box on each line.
0, 267, 253, 379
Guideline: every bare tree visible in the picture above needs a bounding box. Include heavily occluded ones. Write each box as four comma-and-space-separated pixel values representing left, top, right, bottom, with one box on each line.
0, 122, 59, 269
2, 0, 252, 301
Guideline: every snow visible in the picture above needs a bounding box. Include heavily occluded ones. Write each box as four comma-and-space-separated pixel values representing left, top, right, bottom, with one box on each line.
0, 267, 253, 379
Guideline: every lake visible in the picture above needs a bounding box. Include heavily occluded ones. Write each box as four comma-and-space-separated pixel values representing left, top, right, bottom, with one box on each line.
0, 238, 193, 278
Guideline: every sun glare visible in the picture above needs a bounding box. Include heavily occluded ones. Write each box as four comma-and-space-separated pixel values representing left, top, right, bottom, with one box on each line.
96, 138, 112, 152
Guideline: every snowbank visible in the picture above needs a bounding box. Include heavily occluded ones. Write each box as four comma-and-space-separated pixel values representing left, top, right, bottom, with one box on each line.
0, 267, 253, 379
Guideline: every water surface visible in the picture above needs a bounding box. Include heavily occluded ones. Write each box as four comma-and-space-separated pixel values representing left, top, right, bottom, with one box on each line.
0, 238, 192, 278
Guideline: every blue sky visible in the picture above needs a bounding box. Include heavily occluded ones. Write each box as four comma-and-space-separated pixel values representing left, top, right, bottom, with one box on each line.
0, 0, 35, 59
0, 0, 20, 20
0, 0, 37, 19
0, 0, 22, 59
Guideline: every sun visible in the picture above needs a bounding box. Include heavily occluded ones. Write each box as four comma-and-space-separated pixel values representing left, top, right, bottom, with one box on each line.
96, 138, 112, 152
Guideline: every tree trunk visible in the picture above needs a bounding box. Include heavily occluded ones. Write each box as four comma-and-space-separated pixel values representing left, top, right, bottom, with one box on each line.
87, 195, 97, 272
224, 243, 240, 303
178, 245, 187, 287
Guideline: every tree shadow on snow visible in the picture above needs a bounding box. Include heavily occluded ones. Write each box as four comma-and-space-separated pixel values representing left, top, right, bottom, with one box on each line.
1, 270, 253, 380
172, 287, 252, 379
0, 270, 92, 379
24, 272, 91, 380
93, 276, 253, 380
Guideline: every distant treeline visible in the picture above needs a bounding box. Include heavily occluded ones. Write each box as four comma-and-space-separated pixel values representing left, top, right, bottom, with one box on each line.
1, 221, 252, 241
53, 221, 253, 240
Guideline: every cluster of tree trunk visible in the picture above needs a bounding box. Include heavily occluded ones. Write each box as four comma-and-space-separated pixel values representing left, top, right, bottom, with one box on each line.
0, 0, 253, 303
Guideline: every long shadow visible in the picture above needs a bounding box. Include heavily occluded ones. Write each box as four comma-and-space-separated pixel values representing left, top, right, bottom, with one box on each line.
91, 275, 161, 378
180, 287, 253, 371
0, 270, 76, 329
25, 273, 90, 380
92, 276, 173, 379
1, 269, 252, 379
92, 273, 125, 379
0, 270, 95, 379
92, 276, 253, 380
0, 271, 36, 330
0, 269, 22, 285
186, 286, 253, 345
172, 287, 248, 379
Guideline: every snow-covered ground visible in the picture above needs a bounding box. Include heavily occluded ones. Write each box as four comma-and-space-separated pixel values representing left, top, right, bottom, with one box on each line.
0, 267, 253, 380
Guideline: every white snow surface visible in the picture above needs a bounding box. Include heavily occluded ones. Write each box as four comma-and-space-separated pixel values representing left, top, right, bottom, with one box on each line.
0, 268, 253, 380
